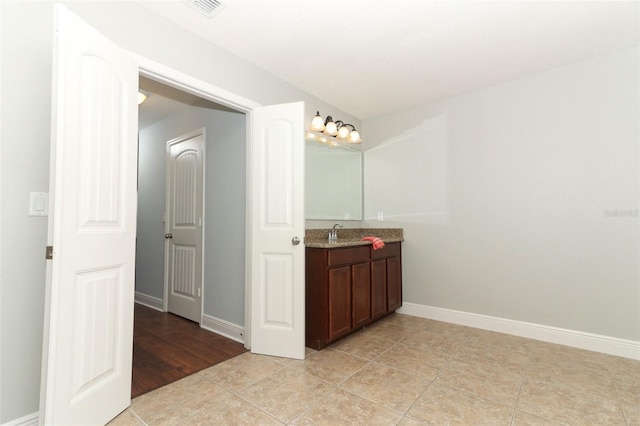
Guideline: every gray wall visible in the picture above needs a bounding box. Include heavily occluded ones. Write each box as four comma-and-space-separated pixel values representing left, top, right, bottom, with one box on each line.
0, 1, 358, 422
0, 3, 52, 423
137, 103, 246, 326
363, 47, 640, 341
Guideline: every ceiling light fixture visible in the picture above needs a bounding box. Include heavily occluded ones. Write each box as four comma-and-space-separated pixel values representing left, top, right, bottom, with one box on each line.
138, 90, 149, 105
308, 111, 362, 144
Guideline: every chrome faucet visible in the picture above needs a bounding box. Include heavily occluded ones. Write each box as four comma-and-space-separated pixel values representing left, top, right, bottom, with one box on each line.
329, 223, 343, 240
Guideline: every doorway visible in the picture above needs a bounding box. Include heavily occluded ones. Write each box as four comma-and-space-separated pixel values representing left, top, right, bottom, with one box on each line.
136, 76, 247, 329
133, 77, 247, 395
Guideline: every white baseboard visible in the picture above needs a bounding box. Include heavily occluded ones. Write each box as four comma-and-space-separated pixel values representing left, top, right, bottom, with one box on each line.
398, 302, 640, 360
201, 314, 245, 344
134, 292, 164, 311
132, 295, 245, 344
1, 412, 38, 426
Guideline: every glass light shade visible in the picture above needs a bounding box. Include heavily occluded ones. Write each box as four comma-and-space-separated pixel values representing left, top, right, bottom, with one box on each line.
324, 119, 338, 136
349, 129, 362, 143
337, 125, 350, 140
310, 112, 325, 132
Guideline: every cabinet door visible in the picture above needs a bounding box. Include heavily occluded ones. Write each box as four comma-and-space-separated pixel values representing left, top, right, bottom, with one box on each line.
351, 262, 371, 328
387, 256, 402, 311
371, 259, 387, 319
328, 266, 352, 340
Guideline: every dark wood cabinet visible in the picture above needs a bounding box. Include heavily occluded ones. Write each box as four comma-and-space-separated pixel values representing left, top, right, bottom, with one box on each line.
370, 259, 387, 320
306, 242, 402, 350
387, 256, 402, 311
351, 262, 371, 328
327, 266, 351, 340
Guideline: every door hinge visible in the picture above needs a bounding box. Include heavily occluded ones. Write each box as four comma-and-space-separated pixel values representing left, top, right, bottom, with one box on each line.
46, 246, 53, 260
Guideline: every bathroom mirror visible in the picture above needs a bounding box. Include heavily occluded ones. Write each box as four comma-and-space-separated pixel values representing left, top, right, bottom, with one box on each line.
305, 140, 363, 220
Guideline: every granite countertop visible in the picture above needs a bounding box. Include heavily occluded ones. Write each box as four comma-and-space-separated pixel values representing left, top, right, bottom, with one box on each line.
305, 228, 403, 248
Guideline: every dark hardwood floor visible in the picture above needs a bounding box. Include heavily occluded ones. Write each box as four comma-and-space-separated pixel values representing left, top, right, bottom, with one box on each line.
132, 304, 247, 398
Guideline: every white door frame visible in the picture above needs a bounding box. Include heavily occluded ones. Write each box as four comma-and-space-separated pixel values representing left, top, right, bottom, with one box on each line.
134, 54, 260, 348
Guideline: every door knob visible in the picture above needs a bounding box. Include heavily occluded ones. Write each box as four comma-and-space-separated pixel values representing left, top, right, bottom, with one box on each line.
165, 233, 173, 239
291, 236, 301, 246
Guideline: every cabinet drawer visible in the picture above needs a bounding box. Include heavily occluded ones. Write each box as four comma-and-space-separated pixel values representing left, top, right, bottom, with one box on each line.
371, 242, 400, 260
328, 246, 370, 267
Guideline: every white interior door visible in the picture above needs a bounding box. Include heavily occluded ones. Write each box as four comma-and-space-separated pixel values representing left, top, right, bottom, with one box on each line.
250, 102, 305, 360
165, 129, 204, 323
40, 5, 138, 425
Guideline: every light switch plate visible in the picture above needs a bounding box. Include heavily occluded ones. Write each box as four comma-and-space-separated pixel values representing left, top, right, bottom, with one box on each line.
29, 192, 49, 216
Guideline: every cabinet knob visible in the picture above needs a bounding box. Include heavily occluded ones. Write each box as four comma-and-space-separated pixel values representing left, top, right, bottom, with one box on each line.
165, 233, 173, 239
291, 236, 301, 246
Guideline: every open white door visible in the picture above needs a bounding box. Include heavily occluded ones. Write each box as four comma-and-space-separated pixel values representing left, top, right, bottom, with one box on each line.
40, 5, 138, 425
250, 102, 305, 359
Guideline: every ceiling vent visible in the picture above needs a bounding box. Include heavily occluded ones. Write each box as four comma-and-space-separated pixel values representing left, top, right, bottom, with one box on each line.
181, 0, 228, 18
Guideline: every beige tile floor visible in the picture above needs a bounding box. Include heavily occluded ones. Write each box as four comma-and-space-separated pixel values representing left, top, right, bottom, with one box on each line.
110, 313, 640, 425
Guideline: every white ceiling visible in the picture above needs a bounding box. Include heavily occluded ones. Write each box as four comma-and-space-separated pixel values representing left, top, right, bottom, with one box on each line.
140, 0, 639, 120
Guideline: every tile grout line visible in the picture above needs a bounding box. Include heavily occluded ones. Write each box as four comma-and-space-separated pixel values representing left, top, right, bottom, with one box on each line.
508, 350, 532, 426
231, 391, 287, 424
284, 383, 337, 425
398, 331, 467, 424
280, 352, 356, 425
199, 358, 288, 424
424, 332, 528, 418
215, 360, 295, 424
333, 327, 440, 423
607, 365, 632, 426
126, 407, 148, 426
284, 335, 411, 424
227, 352, 375, 425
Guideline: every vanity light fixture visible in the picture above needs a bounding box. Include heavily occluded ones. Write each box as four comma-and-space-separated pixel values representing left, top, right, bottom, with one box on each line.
308, 111, 362, 144
337, 123, 350, 140
310, 111, 325, 132
324, 117, 338, 136
342, 124, 362, 143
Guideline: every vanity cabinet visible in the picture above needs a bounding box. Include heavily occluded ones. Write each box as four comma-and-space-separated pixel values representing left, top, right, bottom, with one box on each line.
305, 242, 402, 350
326, 262, 370, 341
